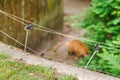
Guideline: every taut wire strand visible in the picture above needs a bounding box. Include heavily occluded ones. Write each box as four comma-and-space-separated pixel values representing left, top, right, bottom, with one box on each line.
0, 10, 118, 48
84, 50, 98, 68
0, 30, 39, 55
0, 10, 60, 34
23, 30, 29, 54
0, 10, 93, 44
0, 29, 119, 77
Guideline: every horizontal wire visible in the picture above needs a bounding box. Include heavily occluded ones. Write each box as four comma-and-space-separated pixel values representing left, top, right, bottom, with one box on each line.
1, 10, 120, 76
0, 30, 39, 54
84, 50, 98, 68
0, 10, 81, 41
0, 10, 120, 78
0, 11, 26, 25
1, 30, 119, 78
0, 10, 118, 48
0, 11, 92, 48
1, 10, 120, 73
33, 27, 92, 45
0, 9, 120, 75
0, 10, 91, 43
34, 28, 119, 51
0, 27, 119, 78
0, 10, 93, 45
0, 29, 74, 65
0, 10, 59, 34
100, 45, 119, 50
0, 10, 119, 51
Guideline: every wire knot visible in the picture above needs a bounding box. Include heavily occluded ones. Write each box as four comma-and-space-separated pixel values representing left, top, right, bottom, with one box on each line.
40, 53, 45, 57
94, 43, 100, 52
24, 24, 34, 30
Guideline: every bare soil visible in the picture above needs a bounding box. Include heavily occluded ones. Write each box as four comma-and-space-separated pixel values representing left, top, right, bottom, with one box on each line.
36, 0, 91, 65
39, 23, 85, 64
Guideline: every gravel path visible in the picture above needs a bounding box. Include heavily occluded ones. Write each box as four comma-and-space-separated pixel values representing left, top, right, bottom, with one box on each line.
0, 42, 119, 80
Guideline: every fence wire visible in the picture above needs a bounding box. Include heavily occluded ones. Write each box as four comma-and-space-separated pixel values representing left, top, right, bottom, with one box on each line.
0, 10, 120, 78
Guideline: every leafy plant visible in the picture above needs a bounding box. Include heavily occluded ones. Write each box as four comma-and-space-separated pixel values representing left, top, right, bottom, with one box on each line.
68, 0, 120, 77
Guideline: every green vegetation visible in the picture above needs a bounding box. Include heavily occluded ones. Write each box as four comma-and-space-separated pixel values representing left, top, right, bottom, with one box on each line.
57, 75, 77, 80
66, 0, 120, 77
0, 53, 77, 80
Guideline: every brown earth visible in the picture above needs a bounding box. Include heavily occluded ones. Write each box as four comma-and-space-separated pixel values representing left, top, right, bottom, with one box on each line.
36, 0, 91, 64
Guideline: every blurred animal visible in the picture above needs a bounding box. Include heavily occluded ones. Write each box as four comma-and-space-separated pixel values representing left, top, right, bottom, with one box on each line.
66, 39, 89, 58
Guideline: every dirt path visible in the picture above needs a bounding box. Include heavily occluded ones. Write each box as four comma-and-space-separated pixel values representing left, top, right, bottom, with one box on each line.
42, 25, 85, 64
0, 42, 119, 80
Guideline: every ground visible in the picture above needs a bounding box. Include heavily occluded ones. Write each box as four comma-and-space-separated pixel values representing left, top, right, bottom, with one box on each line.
0, 1, 120, 80
37, 0, 90, 64
0, 42, 118, 80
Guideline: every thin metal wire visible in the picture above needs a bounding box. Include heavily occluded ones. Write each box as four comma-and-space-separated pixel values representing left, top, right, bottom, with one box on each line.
0, 10, 60, 33
0, 11, 87, 43
1, 10, 120, 77
0, 30, 39, 55
0, 10, 26, 25
0, 10, 119, 51
84, 50, 98, 68
33, 27, 80, 39
0, 10, 92, 45
34, 28, 120, 51
0, 30, 74, 65
0, 10, 120, 77
0, 10, 118, 48
0, 29, 119, 78
0, 11, 116, 50
99, 45, 119, 50
0, 10, 90, 43
23, 30, 29, 54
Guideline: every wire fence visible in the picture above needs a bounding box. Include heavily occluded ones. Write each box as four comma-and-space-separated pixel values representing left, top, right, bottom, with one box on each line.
0, 10, 119, 48
0, 10, 120, 77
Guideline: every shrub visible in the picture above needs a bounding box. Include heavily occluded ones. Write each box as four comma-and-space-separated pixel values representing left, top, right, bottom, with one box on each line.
69, 0, 120, 77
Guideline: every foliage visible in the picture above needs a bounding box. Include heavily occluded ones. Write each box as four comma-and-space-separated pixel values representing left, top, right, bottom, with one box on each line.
0, 53, 77, 80
0, 53, 9, 59
67, 0, 120, 77
98, 49, 120, 75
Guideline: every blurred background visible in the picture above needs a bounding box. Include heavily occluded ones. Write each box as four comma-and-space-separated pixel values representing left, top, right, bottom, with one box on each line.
0, 0, 120, 78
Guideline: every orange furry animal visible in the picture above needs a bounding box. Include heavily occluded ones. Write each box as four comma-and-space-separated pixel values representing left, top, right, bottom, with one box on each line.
66, 39, 89, 58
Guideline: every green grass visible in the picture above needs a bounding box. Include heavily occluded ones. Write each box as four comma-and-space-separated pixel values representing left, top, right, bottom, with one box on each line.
0, 53, 9, 59
57, 75, 77, 80
0, 53, 77, 80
